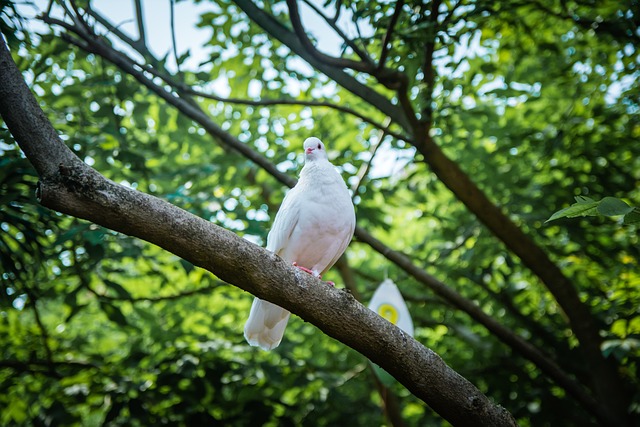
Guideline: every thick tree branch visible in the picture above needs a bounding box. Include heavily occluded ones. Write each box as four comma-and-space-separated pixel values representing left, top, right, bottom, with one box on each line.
0, 37, 516, 427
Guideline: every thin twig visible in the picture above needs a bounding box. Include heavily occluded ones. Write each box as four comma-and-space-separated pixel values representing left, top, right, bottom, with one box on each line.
285, 0, 373, 73
377, 0, 404, 70
300, 0, 374, 65
331, 0, 342, 23
26, 291, 58, 377
87, 281, 223, 302
183, 87, 411, 143
134, 0, 146, 45
351, 117, 391, 196
84, 5, 152, 62
169, 0, 180, 71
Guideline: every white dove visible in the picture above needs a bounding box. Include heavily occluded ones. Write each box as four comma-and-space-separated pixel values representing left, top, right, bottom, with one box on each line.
244, 137, 356, 350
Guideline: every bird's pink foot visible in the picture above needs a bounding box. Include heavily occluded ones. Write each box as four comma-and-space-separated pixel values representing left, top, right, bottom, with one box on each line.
325, 281, 335, 287
292, 262, 315, 276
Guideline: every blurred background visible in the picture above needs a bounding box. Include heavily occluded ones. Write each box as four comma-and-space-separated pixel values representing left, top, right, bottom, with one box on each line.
1, 0, 639, 425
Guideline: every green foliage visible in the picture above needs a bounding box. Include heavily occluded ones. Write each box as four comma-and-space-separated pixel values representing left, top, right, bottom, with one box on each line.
1, 0, 639, 426
547, 195, 639, 224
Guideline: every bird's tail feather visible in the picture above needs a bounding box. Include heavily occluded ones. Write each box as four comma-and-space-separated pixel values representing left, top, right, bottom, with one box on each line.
244, 298, 290, 350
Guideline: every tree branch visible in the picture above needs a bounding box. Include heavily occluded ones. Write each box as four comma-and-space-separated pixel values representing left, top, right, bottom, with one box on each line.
28, 291, 58, 377
83, 5, 152, 64
285, 0, 373, 73
420, 0, 439, 126
299, 0, 374, 66
169, 0, 179, 72
133, 0, 146, 46
0, 359, 97, 374
182, 88, 410, 143
0, 36, 516, 427
350, 119, 388, 196
377, 0, 404, 71
88, 280, 223, 302
231, 0, 414, 133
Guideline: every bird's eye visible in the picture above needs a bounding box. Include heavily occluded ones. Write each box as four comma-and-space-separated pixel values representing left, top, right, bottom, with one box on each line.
317, 144, 321, 149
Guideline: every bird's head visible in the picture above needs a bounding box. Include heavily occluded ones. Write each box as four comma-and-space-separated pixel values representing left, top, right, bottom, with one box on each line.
303, 137, 328, 162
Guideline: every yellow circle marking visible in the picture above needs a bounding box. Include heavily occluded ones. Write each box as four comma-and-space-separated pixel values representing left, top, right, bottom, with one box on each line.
378, 303, 399, 325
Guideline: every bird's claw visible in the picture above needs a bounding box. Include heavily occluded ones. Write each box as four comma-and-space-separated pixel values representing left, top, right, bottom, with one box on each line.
292, 262, 316, 276
292, 263, 330, 283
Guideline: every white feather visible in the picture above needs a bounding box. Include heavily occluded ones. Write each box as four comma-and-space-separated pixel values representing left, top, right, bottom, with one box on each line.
243, 137, 356, 350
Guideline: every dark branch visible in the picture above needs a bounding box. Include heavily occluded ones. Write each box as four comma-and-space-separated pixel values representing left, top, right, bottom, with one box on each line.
331, 0, 342, 23
0, 359, 97, 375
83, 5, 152, 63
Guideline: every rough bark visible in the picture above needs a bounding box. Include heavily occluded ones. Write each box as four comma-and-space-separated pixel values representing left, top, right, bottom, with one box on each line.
0, 34, 517, 427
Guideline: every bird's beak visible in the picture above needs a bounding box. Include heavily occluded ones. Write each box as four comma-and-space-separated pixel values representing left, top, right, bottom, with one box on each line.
305, 147, 314, 154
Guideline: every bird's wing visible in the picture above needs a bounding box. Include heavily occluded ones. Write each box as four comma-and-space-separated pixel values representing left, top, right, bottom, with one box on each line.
266, 187, 301, 256
322, 212, 356, 274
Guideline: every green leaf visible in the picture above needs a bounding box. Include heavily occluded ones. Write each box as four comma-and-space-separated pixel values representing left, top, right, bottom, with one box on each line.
623, 209, 640, 225
574, 195, 595, 204
179, 259, 195, 275
596, 197, 634, 217
546, 201, 599, 222
103, 279, 133, 300
99, 301, 129, 327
